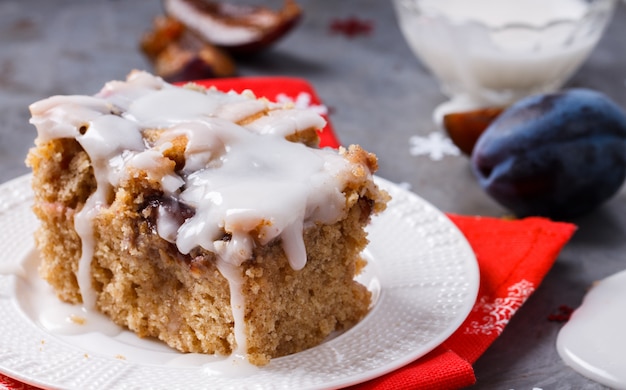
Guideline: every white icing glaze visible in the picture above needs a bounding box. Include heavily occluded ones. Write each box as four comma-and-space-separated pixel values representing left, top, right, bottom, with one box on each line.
16, 249, 260, 374
557, 270, 626, 388
214, 260, 247, 359
28, 71, 361, 361
174, 118, 349, 269
124, 88, 262, 127
244, 108, 327, 138
0, 262, 26, 278
73, 115, 145, 309
29, 96, 112, 142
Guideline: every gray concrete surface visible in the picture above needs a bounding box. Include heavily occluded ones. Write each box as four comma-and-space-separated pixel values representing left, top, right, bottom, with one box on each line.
1, 1, 626, 388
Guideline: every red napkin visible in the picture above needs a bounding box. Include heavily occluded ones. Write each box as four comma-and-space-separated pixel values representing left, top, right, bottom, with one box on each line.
349, 215, 576, 389
0, 78, 576, 390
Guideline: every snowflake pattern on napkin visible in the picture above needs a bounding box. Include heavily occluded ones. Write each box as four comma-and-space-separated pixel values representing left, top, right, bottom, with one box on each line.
275, 92, 328, 116
464, 279, 536, 336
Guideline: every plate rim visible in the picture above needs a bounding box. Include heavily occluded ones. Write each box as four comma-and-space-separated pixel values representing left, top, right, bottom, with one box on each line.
0, 174, 479, 390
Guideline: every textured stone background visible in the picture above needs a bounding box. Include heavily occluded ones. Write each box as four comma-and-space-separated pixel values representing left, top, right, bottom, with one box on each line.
1, 1, 625, 388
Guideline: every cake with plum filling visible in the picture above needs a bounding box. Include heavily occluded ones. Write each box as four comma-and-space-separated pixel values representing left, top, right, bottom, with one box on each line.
25, 70, 388, 366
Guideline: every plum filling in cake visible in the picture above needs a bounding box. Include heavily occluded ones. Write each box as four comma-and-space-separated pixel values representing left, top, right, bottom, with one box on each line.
140, 195, 196, 234
26, 70, 388, 365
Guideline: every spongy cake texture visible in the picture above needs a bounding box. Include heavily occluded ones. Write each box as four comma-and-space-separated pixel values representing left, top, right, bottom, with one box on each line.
26, 71, 388, 365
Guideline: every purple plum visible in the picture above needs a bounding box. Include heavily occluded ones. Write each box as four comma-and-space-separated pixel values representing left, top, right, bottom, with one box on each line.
471, 89, 626, 219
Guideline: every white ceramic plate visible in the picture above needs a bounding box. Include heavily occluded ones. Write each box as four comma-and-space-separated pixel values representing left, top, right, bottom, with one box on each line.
0, 174, 479, 390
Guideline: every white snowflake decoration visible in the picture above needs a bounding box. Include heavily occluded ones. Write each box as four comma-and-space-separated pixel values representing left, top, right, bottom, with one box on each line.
409, 131, 460, 161
275, 92, 328, 115
465, 279, 535, 336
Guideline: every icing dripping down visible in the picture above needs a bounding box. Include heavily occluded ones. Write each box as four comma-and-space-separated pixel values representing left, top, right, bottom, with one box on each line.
28, 71, 360, 362
214, 260, 248, 358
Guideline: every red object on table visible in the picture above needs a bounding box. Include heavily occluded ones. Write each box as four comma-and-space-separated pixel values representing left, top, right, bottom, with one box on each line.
0, 78, 576, 390
349, 214, 576, 389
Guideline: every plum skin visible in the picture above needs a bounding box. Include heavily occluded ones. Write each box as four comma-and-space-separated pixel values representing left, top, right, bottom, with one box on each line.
471, 89, 626, 219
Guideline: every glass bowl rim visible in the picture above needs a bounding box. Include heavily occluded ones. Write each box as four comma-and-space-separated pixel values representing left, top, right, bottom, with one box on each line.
392, 0, 617, 32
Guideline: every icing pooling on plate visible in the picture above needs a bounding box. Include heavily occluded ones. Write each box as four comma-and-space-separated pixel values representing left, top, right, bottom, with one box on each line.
557, 269, 626, 389
28, 70, 362, 361
0, 175, 479, 389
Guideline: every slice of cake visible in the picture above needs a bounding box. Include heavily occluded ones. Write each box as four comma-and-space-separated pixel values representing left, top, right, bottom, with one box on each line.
25, 70, 388, 366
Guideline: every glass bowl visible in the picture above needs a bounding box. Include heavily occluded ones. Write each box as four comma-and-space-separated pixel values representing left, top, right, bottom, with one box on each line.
393, 0, 616, 122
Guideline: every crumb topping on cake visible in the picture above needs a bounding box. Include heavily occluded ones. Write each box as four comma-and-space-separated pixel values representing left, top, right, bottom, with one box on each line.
27, 70, 385, 362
